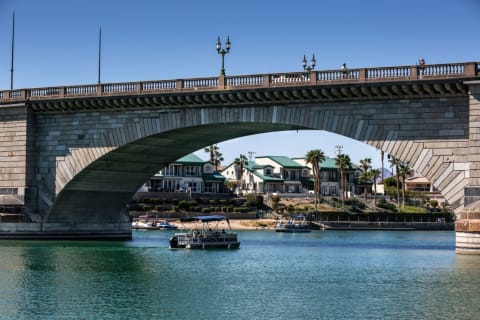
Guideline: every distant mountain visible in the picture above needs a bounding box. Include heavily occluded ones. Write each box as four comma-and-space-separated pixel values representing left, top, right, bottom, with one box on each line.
377, 168, 393, 182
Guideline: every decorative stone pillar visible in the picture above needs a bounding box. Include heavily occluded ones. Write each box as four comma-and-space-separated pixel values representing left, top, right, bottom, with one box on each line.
457, 80, 480, 254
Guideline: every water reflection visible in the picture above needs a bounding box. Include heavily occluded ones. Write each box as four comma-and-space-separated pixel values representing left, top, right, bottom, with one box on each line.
0, 231, 479, 320
0, 240, 167, 319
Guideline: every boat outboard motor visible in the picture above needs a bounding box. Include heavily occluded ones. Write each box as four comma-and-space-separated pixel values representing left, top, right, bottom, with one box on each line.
169, 236, 178, 248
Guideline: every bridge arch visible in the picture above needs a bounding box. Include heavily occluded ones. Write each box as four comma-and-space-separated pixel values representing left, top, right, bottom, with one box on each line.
33, 96, 468, 227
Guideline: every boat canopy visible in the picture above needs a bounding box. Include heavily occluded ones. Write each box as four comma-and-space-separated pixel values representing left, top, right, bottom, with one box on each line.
194, 215, 229, 222
179, 215, 229, 223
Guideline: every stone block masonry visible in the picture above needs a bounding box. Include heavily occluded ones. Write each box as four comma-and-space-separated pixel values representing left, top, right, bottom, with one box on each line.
0, 104, 29, 205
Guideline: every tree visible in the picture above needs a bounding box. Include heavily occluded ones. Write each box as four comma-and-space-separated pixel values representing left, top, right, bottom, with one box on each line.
213, 149, 224, 171
380, 150, 385, 182
205, 144, 224, 171
359, 158, 372, 200
335, 153, 352, 205
204, 145, 219, 165
360, 158, 372, 173
388, 156, 402, 212
370, 168, 381, 210
358, 170, 372, 201
234, 154, 248, 193
305, 149, 326, 214
399, 162, 412, 207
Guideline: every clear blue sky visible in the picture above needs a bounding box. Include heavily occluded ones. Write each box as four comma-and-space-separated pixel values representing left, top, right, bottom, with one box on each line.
1, 0, 479, 169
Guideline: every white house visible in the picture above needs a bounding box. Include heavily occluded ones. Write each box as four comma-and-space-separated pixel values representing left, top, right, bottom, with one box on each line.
147, 153, 226, 194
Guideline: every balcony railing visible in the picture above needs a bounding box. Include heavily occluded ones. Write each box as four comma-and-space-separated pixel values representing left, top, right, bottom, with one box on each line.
0, 62, 478, 103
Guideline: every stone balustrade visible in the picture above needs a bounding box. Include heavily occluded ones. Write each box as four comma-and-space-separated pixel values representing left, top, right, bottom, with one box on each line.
0, 62, 477, 103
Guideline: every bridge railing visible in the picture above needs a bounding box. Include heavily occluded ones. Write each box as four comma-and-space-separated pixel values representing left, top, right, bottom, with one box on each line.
0, 62, 478, 103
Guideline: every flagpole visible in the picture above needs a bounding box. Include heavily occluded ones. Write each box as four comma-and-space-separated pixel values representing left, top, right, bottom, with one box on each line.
10, 11, 15, 90
98, 27, 101, 84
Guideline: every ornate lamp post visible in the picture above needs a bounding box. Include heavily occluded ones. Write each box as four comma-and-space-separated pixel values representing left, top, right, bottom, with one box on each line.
302, 54, 316, 71
216, 36, 231, 76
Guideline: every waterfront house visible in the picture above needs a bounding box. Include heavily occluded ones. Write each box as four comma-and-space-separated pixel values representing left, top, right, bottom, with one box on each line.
221, 156, 311, 195
254, 156, 310, 193
294, 157, 359, 197
221, 160, 284, 194
146, 153, 226, 194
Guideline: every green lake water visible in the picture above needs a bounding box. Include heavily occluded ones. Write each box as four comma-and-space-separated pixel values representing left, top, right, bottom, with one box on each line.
0, 230, 479, 319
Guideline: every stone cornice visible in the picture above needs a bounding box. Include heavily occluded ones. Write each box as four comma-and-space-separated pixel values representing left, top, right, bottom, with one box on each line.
27, 78, 471, 112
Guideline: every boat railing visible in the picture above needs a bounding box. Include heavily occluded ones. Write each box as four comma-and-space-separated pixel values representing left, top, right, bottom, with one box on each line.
175, 230, 236, 243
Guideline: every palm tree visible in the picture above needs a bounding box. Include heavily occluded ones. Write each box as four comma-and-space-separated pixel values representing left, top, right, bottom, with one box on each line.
360, 158, 372, 173
234, 154, 248, 193
399, 162, 412, 207
335, 153, 352, 205
359, 158, 372, 200
370, 168, 381, 210
213, 149, 224, 171
358, 170, 372, 201
389, 156, 402, 212
305, 149, 326, 214
204, 145, 219, 165
380, 150, 385, 182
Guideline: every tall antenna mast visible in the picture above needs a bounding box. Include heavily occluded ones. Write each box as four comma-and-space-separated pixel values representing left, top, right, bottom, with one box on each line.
10, 11, 15, 90
334, 144, 343, 156
97, 27, 102, 84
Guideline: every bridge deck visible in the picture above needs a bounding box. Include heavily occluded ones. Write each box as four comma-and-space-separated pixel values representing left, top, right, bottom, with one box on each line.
0, 62, 478, 103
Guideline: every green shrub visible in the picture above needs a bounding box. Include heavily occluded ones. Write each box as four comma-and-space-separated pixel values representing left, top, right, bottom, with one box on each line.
178, 200, 189, 210
377, 199, 397, 211
202, 208, 210, 213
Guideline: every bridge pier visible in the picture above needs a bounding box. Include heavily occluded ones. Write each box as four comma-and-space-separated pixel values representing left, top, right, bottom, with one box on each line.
456, 81, 480, 254
456, 204, 480, 254
0, 222, 132, 240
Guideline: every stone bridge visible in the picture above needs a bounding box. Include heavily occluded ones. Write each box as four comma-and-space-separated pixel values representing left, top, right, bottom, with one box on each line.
1, 61, 480, 252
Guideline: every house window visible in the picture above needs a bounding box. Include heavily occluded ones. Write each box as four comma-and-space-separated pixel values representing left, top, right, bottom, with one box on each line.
163, 164, 180, 176
204, 182, 215, 193
265, 168, 272, 176
184, 166, 199, 176
187, 182, 199, 192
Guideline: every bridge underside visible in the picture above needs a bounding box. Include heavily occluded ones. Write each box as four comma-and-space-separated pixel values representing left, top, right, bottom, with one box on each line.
46, 123, 303, 225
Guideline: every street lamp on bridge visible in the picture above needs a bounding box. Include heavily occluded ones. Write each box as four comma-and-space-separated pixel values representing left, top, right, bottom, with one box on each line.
302, 54, 316, 71
216, 36, 231, 76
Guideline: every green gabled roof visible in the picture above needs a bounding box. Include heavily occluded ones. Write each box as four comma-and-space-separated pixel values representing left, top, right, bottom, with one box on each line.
258, 156, 305, 168
203, 172, 226, 181
244, 161, 271, 171
176, 153, 206, 164
252, 171, 284, 182
235, 161, 282, 182
319, 158, 338, 169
